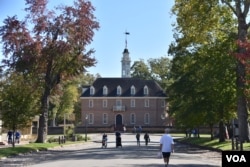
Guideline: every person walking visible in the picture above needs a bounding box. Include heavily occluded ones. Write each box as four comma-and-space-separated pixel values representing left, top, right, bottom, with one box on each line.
7, 130, 13, 144
159, 128, 174, 167
102, 133, 108, 148
144, 132, 150, 146
136, 133, 140, 146
15, 131, 21, 144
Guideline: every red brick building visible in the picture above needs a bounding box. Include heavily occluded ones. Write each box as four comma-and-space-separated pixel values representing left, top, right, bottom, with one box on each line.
80, 40, 168, 132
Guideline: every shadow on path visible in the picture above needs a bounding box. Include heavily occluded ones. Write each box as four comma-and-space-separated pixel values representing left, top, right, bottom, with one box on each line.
0, 135, 221, 167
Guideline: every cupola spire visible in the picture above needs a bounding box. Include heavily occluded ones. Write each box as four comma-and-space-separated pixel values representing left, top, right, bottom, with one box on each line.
121, 31, 131, 78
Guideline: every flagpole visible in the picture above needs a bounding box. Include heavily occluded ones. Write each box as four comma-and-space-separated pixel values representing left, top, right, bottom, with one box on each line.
125, 31, 130, 48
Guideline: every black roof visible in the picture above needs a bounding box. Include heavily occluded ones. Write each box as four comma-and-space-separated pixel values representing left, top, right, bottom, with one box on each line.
81, 78, 167, 97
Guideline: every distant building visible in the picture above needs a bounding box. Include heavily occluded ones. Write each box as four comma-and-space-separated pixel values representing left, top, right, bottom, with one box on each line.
80, 35, 168, 132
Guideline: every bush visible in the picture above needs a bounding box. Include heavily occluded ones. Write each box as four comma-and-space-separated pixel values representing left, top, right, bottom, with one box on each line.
76, 134, 84, 141
47, 136, 58, 143
65, 125, 74, 138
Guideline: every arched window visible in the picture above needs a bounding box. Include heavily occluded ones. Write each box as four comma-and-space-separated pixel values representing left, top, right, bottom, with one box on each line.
117, 85, 122, 95
143, 85, 149, 95
90, 86, 95, 95
131, 85, 136, 95
103, 85, 108, 95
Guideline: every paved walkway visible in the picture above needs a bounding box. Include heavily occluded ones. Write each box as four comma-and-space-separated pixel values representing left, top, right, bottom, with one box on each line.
0, 133, 222, 167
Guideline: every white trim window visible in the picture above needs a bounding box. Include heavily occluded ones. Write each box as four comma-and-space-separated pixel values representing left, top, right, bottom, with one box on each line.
88, 113, 94, 124
117, 85, 122, 95
161, 100, 165, 107
90, 86, 95, 95
143, 85, 149, 95
103, 99, 107, 108
130, 113, 136, 124
103, 113, 108, 124
144, 113, 150, 124
89, 99, 93, 108
144, 99, 149, 107
103, 86, 108, 96
131, 85, 136, 95
131, 99, 135, 108
116, 99, 122, 106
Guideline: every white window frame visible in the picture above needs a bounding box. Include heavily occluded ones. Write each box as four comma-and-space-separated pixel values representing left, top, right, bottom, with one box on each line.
88, 113, 94, 124
89, 99, 93, 108
103, 86, 108, 95
161, 100, 165, 107
131, 99, 135, 107
103, 99, 107, 108
130, 113, 136, 124
116, 99, 122, 106
103, 113, 108, 124
90, 86, 95, 95
143, 85, 149, 95
131, 85, 135, 95
144, 99, 149, 107
117, 85, 122, 95
144, 113, 150, 124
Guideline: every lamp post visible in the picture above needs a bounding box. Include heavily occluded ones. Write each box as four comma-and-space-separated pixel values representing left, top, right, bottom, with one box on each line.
85, 114, 88, 142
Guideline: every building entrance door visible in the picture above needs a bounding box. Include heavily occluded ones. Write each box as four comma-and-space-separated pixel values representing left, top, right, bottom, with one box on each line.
115, 114, 123, 131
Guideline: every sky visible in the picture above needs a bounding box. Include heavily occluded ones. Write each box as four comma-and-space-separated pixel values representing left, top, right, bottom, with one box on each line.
0, 0, 175, 77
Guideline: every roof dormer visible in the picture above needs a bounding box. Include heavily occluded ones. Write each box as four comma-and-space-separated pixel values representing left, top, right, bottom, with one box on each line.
90, 86, 95, 96
103, 85, 108, 96
143, 85, 149, 96
131, 85, 136, 95
117, 85, 122, 96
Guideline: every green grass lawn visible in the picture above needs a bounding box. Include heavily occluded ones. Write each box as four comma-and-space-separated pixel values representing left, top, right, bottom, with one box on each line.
0, 140, 87, 158
175, 134, 250, 151
0, 143, 58, 158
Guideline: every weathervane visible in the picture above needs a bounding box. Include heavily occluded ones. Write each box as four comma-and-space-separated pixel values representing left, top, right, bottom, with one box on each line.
125, 31, 130, 48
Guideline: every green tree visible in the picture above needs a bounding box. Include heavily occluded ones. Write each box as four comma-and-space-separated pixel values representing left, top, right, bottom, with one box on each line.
48, 72, 96, 127
131, 59, 152, 80
172, 0, 250, 142
131, 57, 172, 91
148, 57, 172, 91
0, 0, 99, 143
169, 1, 237, 140
0, 72, 39, 147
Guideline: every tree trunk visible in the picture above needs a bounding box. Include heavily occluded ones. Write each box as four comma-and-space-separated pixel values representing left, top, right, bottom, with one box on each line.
210, 124, 214, 140
36, 86, 50, 143
52, 116, 56, 127
219, 120, 225, 142
237, 16, 250, 142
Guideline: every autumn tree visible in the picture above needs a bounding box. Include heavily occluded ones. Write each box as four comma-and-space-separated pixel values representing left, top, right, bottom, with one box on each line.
48, 72, 97, 127
0, 0, 99, 143
222, 0, 250, 143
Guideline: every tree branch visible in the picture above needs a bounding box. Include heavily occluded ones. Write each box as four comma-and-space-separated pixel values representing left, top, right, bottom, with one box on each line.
221, 0, 237, 16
